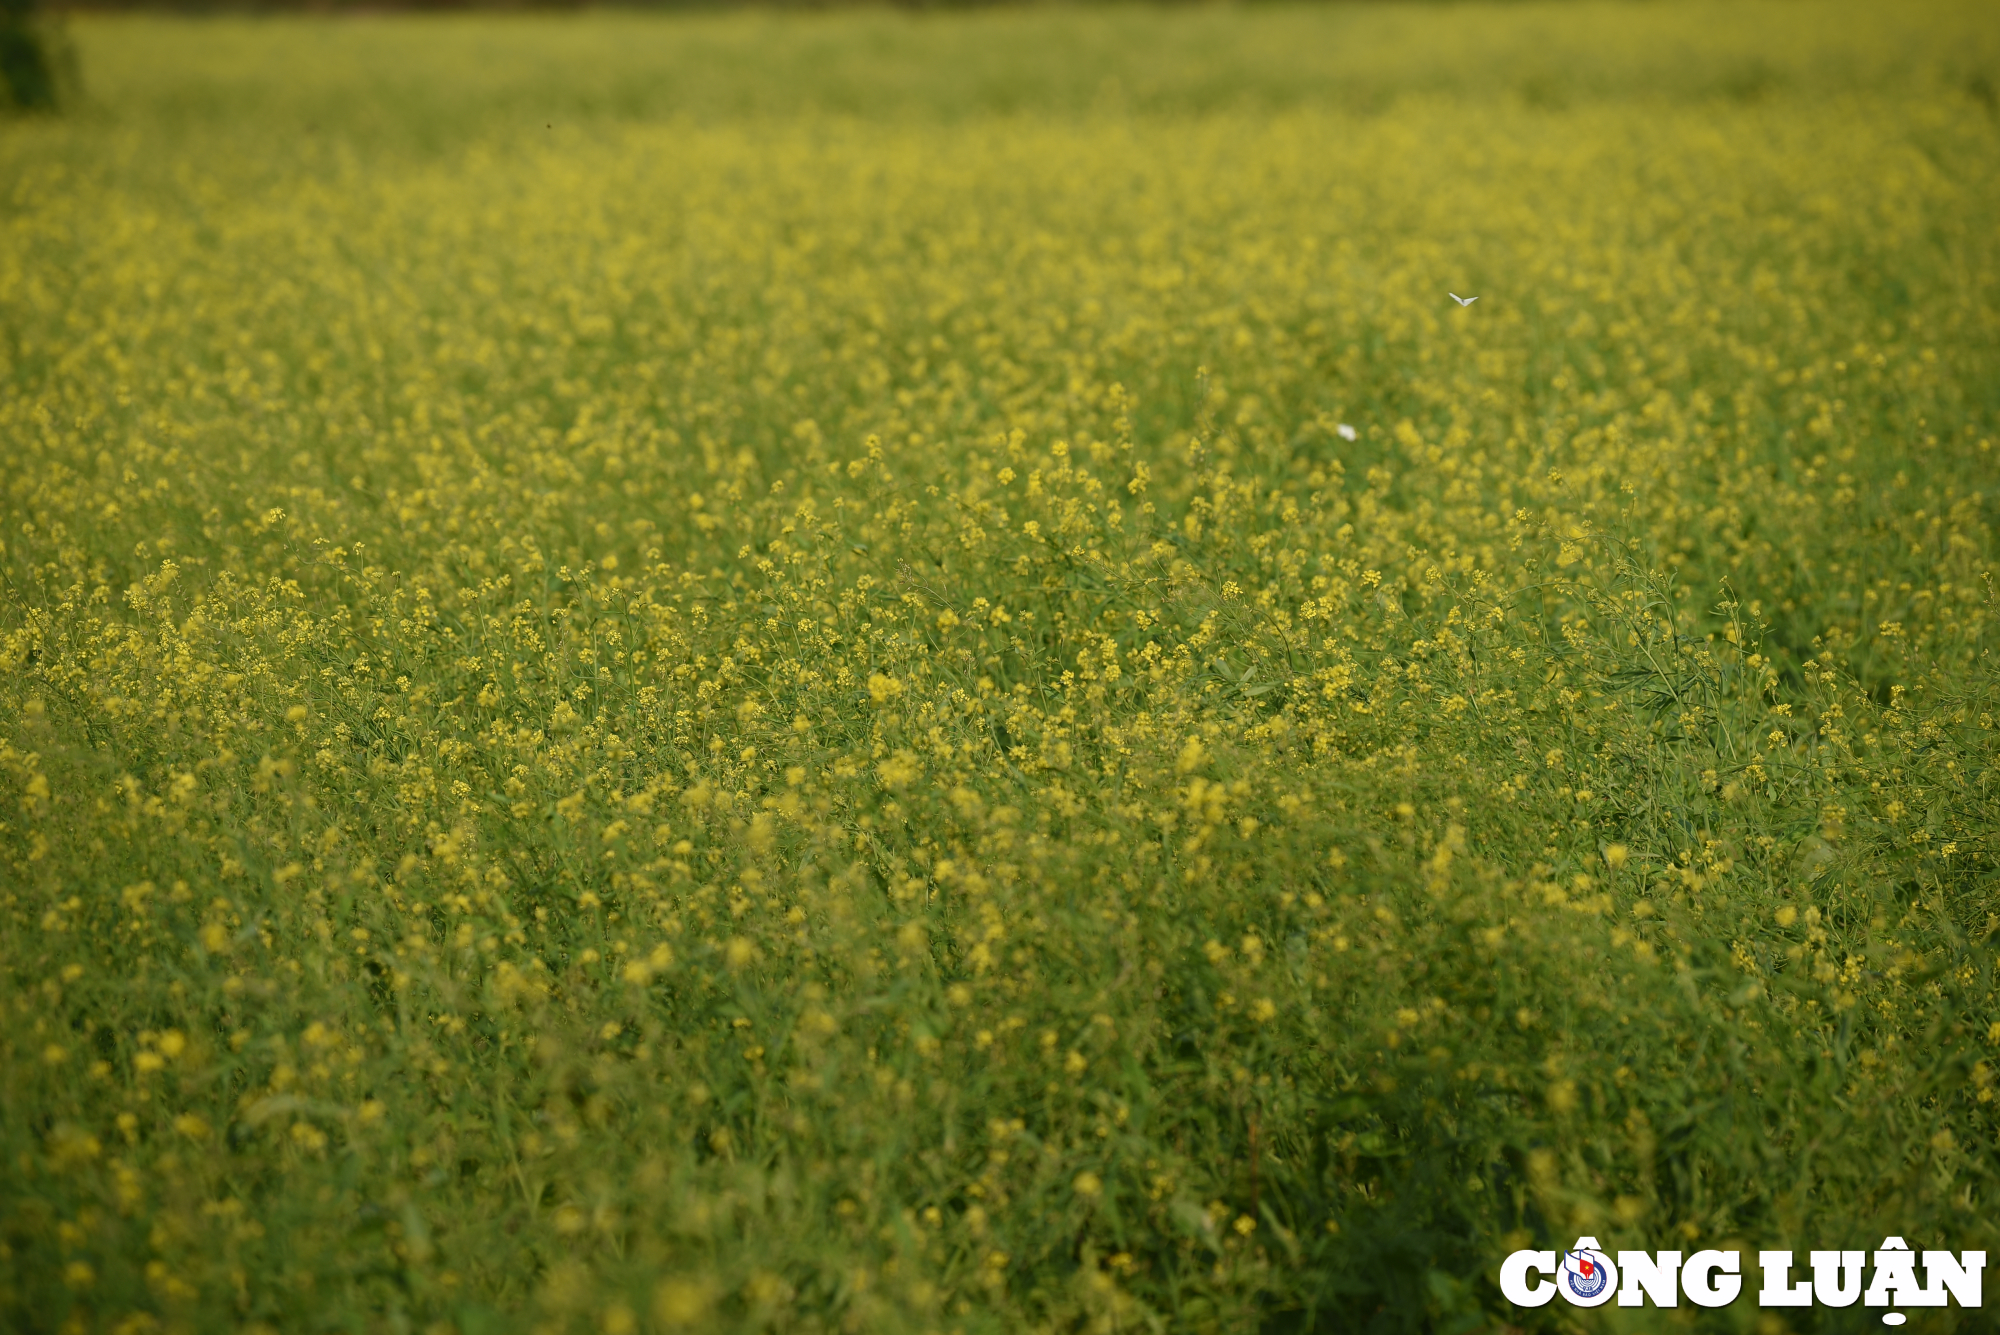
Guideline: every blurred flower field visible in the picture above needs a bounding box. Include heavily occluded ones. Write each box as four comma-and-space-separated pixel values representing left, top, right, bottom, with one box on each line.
3, 3, 1999, 1331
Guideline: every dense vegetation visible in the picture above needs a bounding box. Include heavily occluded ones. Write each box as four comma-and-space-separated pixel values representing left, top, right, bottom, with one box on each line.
0, 0, 68, 113
4, 4, 1999, 1331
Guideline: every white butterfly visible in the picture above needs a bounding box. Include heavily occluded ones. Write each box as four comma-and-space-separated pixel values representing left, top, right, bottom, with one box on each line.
1335, 423, 1358, 442
1450, 293, 1478, 306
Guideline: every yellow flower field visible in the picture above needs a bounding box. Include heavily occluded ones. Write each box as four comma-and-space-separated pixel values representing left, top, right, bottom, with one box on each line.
3, 4, 1998, 1330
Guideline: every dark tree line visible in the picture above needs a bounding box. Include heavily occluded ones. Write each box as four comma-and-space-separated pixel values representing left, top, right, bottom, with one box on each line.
2, 0, 69, 112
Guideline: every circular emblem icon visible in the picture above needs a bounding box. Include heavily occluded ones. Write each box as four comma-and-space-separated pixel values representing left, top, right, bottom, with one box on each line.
1559, 1240, 1617, 1307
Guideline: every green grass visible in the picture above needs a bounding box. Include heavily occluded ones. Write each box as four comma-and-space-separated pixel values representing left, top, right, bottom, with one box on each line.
3, 4, 1999, 1332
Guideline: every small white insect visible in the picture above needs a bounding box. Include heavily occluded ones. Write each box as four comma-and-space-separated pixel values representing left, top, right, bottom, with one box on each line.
1335, 423, 1358, 442
1450, 293, 1478, 306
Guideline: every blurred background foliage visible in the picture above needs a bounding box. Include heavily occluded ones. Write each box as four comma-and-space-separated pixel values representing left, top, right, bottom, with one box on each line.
1, 0, 74, 112
24, 0, 2000, 134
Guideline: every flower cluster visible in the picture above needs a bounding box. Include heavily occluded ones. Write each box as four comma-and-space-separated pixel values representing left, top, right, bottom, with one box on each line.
2, 5, 1997, 1332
